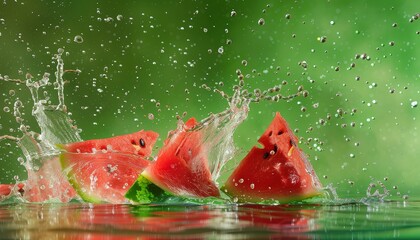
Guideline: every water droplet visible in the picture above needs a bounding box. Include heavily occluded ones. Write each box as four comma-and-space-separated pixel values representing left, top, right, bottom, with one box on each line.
116, 15, 123, 21
285, 14, 291, 19
299, 61, 308, 69
217, 46, 224, 54
230, 10, 237, 17
250, 183, 255, 189
411, 101, 418, 108
318, 36, 327, 43
74, 35, 84, 43
258, 18, 265, 25
350, 153, 355, 158
148, 113, 154, 120
3, 107, 10, 113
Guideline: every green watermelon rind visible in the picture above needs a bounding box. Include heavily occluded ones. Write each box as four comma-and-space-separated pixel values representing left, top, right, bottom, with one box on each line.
58, 152, 104, 203
125, 174, 171, 204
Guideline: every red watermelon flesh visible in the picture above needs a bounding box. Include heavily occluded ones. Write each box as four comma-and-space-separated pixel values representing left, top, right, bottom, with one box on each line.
0, 184, 14, 197
140, 118, 220, 198
223, 112, 322, 203
58, 130, 158, 157
60, 152, 151, 203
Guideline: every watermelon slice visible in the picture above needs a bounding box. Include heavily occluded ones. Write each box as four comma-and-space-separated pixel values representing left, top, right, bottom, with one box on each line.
59, 130, 158, 203
222, 112, 322, 203
126, 118, 220, 203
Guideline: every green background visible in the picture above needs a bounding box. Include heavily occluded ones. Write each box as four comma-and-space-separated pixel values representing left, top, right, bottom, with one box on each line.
0, 0, 418, 200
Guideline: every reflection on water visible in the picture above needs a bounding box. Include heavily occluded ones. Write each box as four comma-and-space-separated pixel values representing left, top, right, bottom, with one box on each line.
0, 201, 419, 239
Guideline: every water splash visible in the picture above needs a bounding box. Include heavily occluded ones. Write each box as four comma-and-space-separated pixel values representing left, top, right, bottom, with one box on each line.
0, 49, 81, 202
360, 180, 391, 204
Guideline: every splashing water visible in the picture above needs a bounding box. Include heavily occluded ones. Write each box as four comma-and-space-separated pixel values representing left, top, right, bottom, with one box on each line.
1, 49, 81, 202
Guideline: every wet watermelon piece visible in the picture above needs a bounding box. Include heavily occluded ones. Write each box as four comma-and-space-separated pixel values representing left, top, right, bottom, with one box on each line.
59, 130, 159, 203
126, 118, 220, 203
58, 130, 158, 157
222, 112, 322, 203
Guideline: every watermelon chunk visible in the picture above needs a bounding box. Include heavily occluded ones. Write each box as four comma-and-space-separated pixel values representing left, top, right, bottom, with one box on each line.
59, 130, 158, 203
222, 112, 322, 203
126, 118, 220, 203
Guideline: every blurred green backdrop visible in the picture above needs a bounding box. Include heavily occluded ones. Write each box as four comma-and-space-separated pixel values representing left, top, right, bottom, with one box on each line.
0, 0, 418, 200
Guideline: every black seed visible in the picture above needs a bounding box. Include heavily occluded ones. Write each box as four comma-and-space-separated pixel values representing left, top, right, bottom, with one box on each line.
263, 152, 270, 159
273, 144, 278, 153
139, 138, 146, 147
268, 131, 273, 136
290, 139, 297, 147
18, 188, 24, 196
277, 130, 283, 135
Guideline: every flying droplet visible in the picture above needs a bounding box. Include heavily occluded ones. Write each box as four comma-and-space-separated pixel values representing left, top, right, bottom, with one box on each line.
411, 101, 418, 108
74, 35, 84, 43
218, 46, 224, 54
258, 18, 265, 25
318, 36, 327, 43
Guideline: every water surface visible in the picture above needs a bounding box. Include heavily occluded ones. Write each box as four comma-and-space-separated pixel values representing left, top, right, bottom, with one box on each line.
0, 201, 419, 239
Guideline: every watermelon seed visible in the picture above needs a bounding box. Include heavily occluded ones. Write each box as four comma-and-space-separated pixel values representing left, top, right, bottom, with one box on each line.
139, 138, 146, 147
268, 131, 273, 136
263, 152, 270, 159
277, 130, 283, 135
